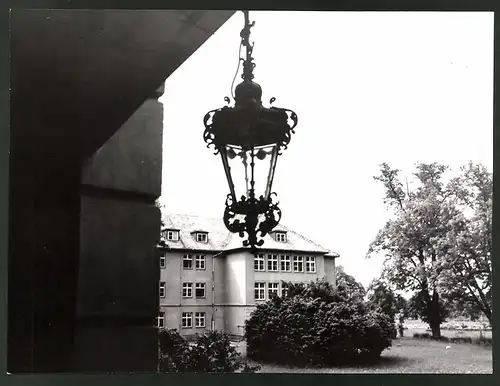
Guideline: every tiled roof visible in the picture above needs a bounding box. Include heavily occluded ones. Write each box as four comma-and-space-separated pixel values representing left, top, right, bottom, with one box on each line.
161, 213, 337, 256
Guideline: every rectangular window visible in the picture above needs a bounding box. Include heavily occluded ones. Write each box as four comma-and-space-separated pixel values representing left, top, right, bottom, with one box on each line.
159, 282, 166, 298
281, 282, 289, 298
280, 255, 291, 272
182, 282, 193, 298
182, 312, 193, 328
293, 256, 304, 272
268, 282, 279, 298
157, 312, 165, 328
195, 254, 206, 270
306, 256, 316, 273
195, 312, 206, 328
183, 254, 193, 269
196, 233, 208, 243
166, 230, 179, 241
254, 282, 266, 301
160, 254, 166, 268
267, 254, 278, 271
275, 232, 287, 242
195, 283, 206, 298
254, 254, 265, 271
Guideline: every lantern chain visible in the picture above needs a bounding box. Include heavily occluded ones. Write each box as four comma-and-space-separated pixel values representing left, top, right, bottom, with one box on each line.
240, 10, 256, 82
230, 41, 243, 100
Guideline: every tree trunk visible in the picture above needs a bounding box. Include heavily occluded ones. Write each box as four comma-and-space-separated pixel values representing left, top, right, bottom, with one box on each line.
428, 290, 442, 338
484, 309, 492, 327
429, 320, 441, 338
467, 275, 492, 327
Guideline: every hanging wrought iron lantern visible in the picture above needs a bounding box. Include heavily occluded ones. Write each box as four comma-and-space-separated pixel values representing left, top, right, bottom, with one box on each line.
203, 10, 298, 249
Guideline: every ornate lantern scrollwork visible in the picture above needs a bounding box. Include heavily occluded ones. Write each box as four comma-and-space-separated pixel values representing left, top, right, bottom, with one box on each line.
203, 10, 298, 249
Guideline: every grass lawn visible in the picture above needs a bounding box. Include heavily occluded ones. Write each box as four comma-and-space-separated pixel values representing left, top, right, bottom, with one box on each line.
244, 338, 492, 374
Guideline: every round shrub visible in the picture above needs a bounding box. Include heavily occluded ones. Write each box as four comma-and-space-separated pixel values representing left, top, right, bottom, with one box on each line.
158, 329, 192, 372
245, 280, 395, 367
189, 330, 260, 372
159, 329, 260, 373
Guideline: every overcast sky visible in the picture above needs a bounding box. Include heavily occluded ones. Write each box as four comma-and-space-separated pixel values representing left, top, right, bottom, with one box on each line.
159, 11, 493, 287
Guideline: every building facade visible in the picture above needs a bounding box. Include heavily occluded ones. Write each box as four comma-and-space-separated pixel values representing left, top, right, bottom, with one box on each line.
157, 214, 339, 338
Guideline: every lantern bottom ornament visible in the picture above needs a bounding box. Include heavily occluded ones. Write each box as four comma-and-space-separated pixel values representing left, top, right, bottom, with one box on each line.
223, 192, 281, 249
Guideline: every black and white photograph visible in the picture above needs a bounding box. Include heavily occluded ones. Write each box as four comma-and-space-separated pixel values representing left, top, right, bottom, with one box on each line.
7, 9, 492, 374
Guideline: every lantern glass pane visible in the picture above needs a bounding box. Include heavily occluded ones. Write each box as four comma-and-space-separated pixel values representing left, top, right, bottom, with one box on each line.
255, 144, 279, 200
221, 145, 247, 201
222, 144, 279, 202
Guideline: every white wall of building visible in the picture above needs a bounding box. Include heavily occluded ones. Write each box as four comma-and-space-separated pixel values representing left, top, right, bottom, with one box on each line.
159, 248, 337, 337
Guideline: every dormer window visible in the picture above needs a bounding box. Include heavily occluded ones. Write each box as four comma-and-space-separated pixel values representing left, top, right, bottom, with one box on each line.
274, 231, 287, 243
166, 230, 179, 242
195, 232, 208, 243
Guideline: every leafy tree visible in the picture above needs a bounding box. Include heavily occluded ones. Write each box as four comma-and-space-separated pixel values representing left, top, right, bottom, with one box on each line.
368, 162, 492, 334
395, 294, 409, 319
448, 298, 483, 321
367, 163, 466, 337
335, 265, 366, 301
366, 278, 405, 322
156, 201, 168, 248
437, 162, 492, 325
406, 292, 421, 320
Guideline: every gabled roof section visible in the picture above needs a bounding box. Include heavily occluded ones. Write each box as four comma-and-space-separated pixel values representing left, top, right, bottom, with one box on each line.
222, 222, 330, 254
161, 213, 232, 251
161, 213, 336, 255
